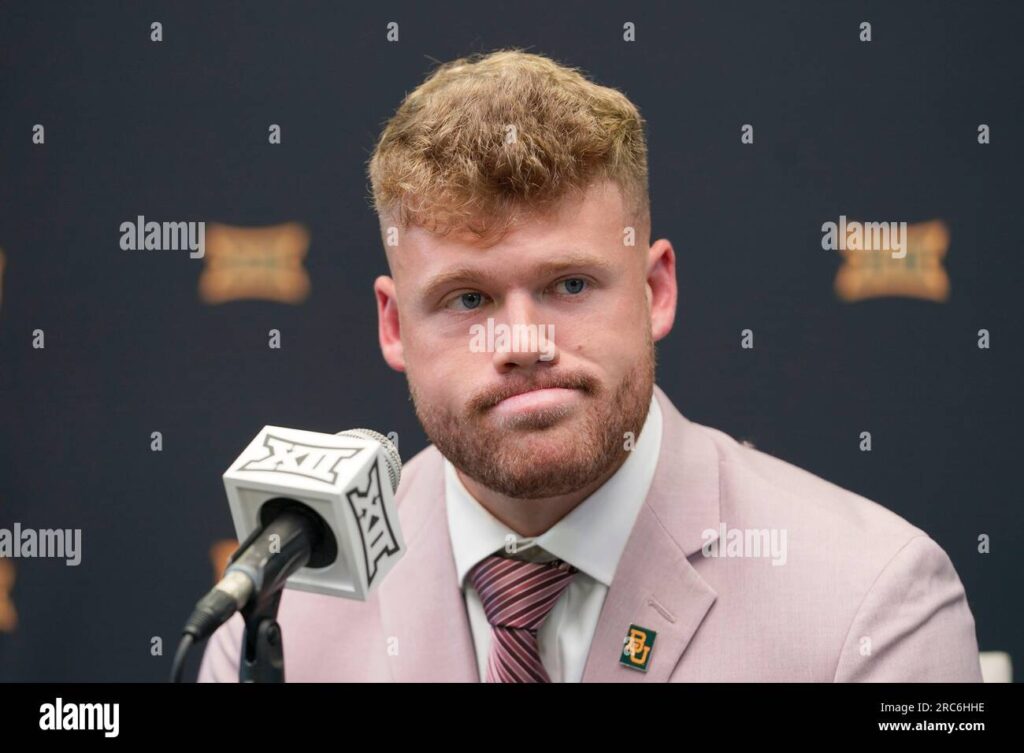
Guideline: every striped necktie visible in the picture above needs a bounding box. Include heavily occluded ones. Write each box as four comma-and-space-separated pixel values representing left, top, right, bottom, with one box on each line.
467, 553, 578, 682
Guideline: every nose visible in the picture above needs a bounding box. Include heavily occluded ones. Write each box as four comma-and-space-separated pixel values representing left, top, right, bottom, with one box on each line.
491, 290, 559, 373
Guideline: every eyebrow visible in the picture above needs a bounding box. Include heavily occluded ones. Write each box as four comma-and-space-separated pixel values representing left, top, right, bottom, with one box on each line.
419, 253, 613, 301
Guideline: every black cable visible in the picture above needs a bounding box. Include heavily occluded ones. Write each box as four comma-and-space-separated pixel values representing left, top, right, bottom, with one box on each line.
170, 633, 195, 683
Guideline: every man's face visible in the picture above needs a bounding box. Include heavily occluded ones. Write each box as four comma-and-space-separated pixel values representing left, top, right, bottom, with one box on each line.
374, 179, 676, 499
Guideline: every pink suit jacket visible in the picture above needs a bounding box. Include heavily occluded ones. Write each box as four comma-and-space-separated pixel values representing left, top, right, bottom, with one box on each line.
197, 384, 983, 682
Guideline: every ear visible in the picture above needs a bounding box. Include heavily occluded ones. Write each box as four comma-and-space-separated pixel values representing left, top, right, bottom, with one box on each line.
646, 238, 677, 342
374, 275, 406, 372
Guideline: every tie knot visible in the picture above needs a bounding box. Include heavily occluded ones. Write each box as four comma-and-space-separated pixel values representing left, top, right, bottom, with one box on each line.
467, 553, 578, 630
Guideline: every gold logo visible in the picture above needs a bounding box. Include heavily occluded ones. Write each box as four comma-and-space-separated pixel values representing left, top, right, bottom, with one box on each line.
199, 222, 311, 304
624, 627, 652, 666
0, 559, 16, 633
834, 220, 950, 303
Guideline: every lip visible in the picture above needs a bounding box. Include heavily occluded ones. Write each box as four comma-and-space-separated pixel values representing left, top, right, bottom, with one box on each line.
491, 387, 580, 416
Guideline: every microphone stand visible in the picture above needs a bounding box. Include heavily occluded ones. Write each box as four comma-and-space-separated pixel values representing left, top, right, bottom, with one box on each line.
239, 586, 285, 682
225, 507, 323, 683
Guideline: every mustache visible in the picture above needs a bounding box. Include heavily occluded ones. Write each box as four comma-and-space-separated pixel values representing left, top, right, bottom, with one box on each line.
468, 371, 599, 413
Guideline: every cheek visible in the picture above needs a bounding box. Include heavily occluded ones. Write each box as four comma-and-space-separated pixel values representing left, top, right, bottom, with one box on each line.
563, 308, 648, 381
404, 325, 478, 392
558, 294, 647, 353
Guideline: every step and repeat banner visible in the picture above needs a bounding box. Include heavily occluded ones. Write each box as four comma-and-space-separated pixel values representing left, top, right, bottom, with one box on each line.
0, 1, 1020, 685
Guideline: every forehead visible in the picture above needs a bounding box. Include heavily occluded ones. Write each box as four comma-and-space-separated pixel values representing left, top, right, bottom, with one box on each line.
386, 179, 632, 285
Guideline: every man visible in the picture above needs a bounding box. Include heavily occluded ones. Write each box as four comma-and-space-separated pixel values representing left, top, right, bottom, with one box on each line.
198, 49, 983, 682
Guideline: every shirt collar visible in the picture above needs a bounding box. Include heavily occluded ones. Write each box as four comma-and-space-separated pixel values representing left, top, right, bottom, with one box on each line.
445, 391, 663, 589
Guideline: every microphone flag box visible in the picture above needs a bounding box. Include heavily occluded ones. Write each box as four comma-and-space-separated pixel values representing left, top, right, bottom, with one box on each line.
222, 426, 405, 601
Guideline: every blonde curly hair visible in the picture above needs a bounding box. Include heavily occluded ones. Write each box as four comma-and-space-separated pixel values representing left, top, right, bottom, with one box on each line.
367, 48, 650, 245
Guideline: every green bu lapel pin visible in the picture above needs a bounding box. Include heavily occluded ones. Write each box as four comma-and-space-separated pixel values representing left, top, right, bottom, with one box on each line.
620, 624, 656, 672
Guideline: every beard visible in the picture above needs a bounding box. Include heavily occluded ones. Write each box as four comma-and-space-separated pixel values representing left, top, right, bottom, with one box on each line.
407, 331, 656, 499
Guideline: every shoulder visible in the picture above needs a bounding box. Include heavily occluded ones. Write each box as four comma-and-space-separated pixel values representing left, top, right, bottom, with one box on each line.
655, 386, 948, 596
689, 416, 930, 552
668, 414, 980, 680
394, 442, 445, 496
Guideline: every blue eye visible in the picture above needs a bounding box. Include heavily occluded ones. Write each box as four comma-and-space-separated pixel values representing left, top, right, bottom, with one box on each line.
558, 278, 587, 294
449, 291, 485, 310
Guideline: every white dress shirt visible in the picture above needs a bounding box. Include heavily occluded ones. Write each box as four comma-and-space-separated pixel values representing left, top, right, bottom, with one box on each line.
444, 393, 663, 682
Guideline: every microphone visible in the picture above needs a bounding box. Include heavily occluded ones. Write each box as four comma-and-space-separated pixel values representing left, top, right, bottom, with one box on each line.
178, 427, 406, 646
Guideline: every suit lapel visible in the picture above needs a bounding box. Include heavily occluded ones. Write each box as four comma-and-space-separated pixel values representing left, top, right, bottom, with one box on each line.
581, 385, 722, 682
377, 447, 479, 682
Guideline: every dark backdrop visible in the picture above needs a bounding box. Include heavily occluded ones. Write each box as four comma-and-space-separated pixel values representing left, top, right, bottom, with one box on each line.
0, 0, 1020, 681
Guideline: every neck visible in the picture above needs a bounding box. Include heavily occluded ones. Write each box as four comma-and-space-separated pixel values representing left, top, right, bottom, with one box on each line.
455, 451, 630, 537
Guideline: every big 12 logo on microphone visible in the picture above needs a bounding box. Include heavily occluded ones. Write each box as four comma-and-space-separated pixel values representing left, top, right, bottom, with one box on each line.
223, 426, 406, 600
240, 434, 363, 485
